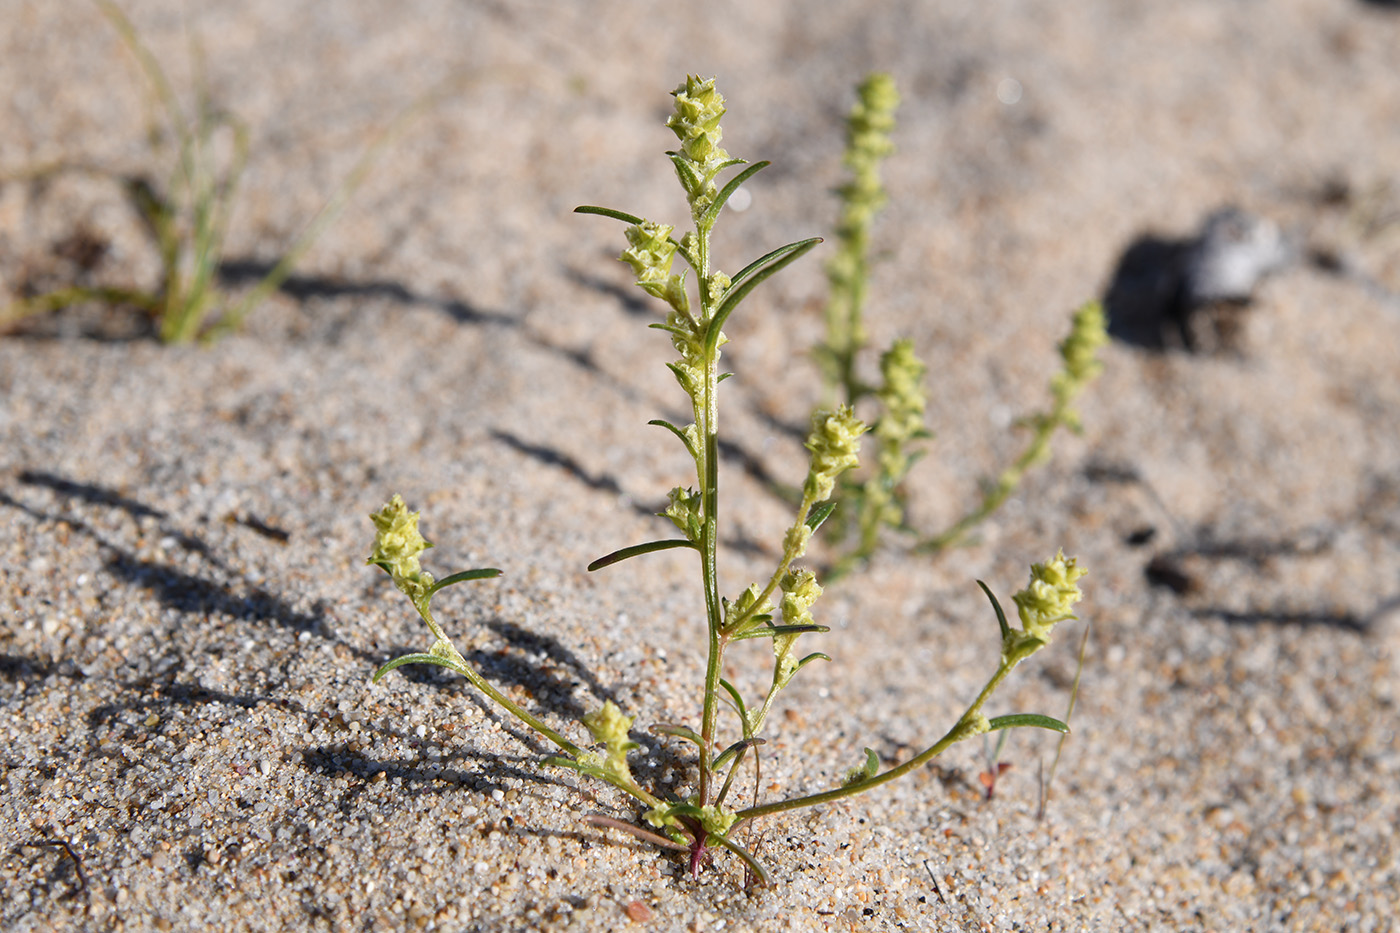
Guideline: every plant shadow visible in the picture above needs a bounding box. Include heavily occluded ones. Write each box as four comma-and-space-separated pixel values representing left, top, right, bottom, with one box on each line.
1101, 233, 1191, 351
216, 259, 519, 329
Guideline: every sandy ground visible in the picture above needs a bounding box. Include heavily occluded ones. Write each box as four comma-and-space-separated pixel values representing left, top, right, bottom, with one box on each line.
3, 1, 1400, 930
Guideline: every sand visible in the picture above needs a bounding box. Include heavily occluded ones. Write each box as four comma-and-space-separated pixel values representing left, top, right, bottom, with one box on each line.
2, 1, 1399, 930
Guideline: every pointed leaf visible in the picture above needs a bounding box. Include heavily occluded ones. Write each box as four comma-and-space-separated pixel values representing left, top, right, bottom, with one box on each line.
667, 152, 704, 197
372, 652, 467, 683
805, 500, 838, 532
849, 747, 880, 782
661, 801, 708, 822
712, 737, 766, 773
718, 678, 749, 726
726, 236, 822, 295
722, 610, 774, 637
699, 160, 766, 229
794, 651, 830, 671
541, 755, 584, 772
665, 361, 697, 392
987, 713, 1070, 734
708, 238, 822, 349
708, 832, 772, 887
648, 419, 697, 456
573, 204, 646, 226
977, 579, 1012, 642
731, 623, 829, 641
651, 723, 704, 748
587, 538, 697, 572
649, 321, 694, 338
426, 567, 503, 598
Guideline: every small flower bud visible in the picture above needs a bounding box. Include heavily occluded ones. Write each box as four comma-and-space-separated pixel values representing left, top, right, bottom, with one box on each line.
663, 486, 703, 542
779, 569, 822, 628
620, 221, 688, 312
723, 583, 772, 633
951, 711, 992, 743
783, 523, 813, 560
1012, 550, 1087, 641
704, 271, 731, 304
367, 495, 435, 598
771, 569, 824, 690
582, 701, 638, 783
667, 75, 731, 172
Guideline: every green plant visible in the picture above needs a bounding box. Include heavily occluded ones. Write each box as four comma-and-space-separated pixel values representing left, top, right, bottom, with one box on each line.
815, 72, 901, 410
813, 73, 1107, 571
916, 300, 1107, 553
0, 0, 412, 344
366, 76, 1088, 884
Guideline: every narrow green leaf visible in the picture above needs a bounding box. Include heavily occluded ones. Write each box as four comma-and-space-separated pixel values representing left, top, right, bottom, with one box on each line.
661, 801, 707, 822
708, 238, 822, 350
644, 420, 694, 456
722, 611, 774, 638
708, 832, 771, 887
541, 755, 584, 772
987, 713, 1070, 734
587, 538, 697, 571
718, 678, 749, 725
699, 160, 766, 229
717, 372, 734, 383
805, 500, 838, 532
651, 723, 704, 747
648, 321, 693, 338
726, 236, 824, 297
853, 747, 880, 781
731, 623, 830, 641
668, 152, 704, 197
665, 361, 696, 392
794, 651, 830, 672
426, 567, 503, 598
372, 652, 466, 683
977, 579, 1012, 641
712, 737, 765, 773
573, 204, 646, 226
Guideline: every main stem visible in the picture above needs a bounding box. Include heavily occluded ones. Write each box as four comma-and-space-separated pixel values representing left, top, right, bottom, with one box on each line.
695, 220, 724, 809
698, 368, 722, 807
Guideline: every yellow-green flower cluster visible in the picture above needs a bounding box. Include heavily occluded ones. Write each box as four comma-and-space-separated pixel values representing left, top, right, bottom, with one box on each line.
874, 338, 928, 485
779, 569, 821, 629
822, 73, 900, 381
803, 405, 868, 503
581, 701, 639, 785
621, 220, 688, 313
1047, 301, 1108, 430
367, 494, 434, 600
663, 485, 704, 542
846, 338, 929, 554
666, 75, 733, 211
723, 583, 773, 634
1011, 550, 1087, 642
772, 569, 822, 690
837, 72, 899, 233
